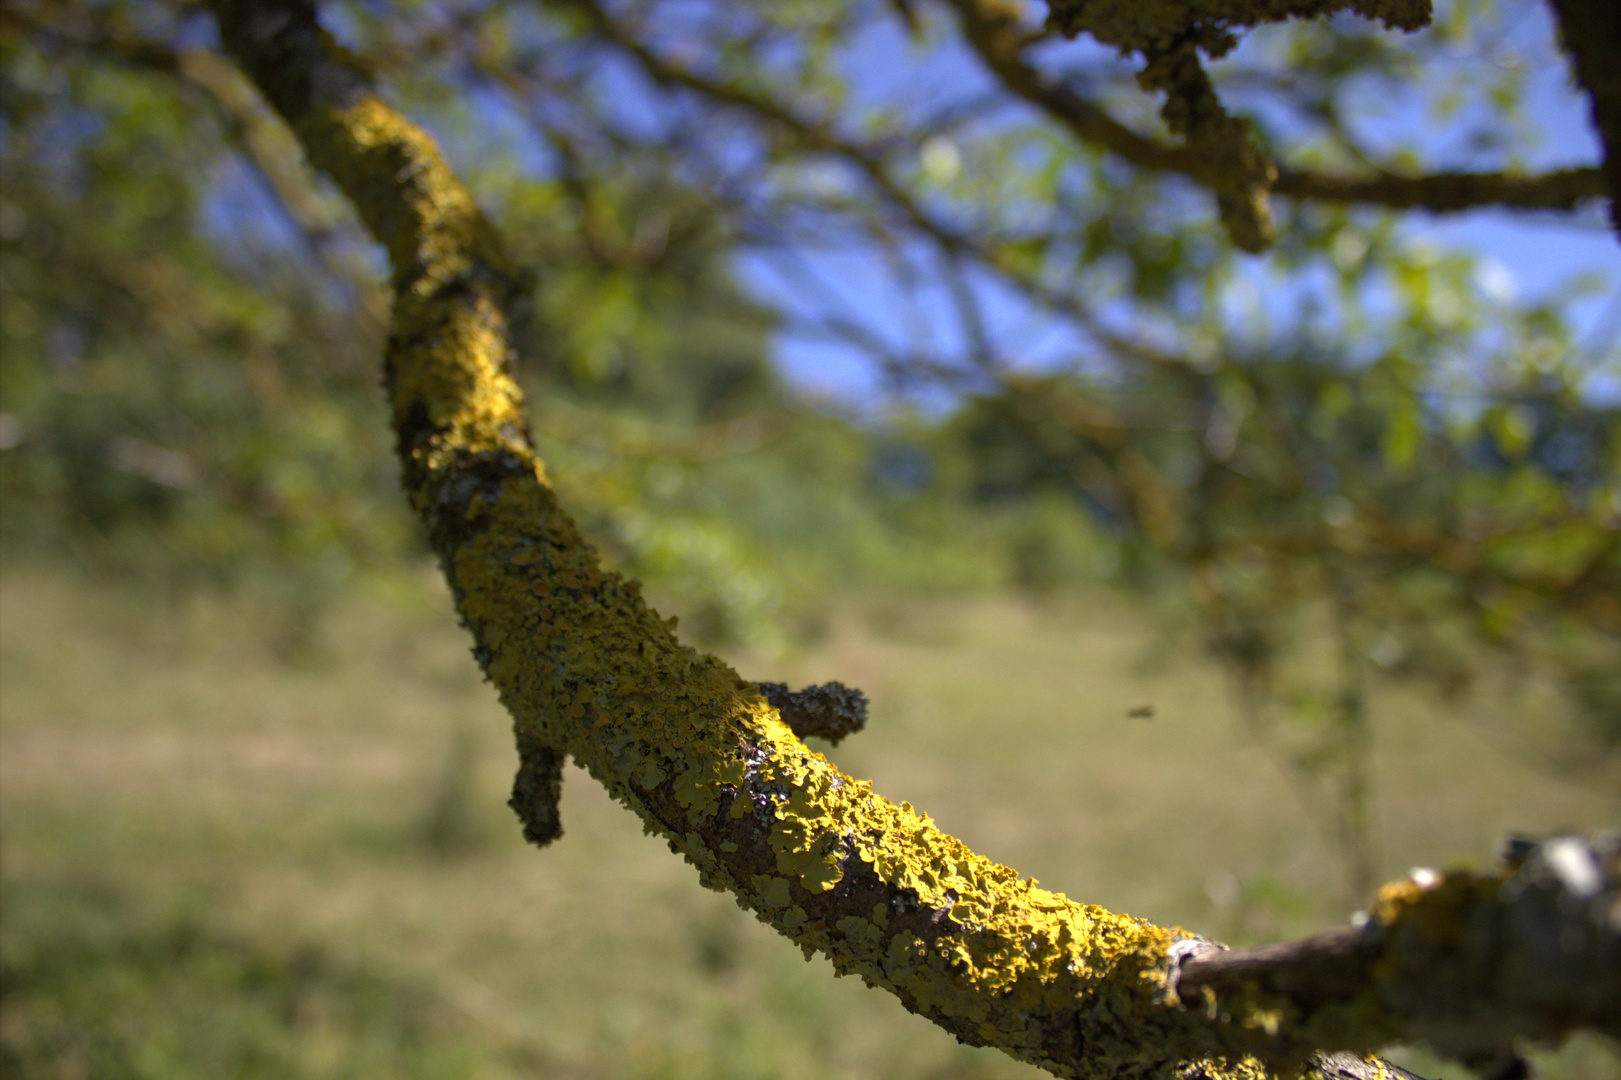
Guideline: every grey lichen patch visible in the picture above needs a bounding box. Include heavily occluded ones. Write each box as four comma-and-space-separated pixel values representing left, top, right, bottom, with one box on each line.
1307, 1051, 1432, 1079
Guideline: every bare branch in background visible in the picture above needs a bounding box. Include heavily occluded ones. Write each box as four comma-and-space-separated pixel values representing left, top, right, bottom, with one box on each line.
943, 0, 1607, 245
1544, 0, 1621, 234
0, 3, 390, 328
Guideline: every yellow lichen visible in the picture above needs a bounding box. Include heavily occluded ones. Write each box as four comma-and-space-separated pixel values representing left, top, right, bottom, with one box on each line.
250, 24, 1296, 1077
1372, 867, 1499, 948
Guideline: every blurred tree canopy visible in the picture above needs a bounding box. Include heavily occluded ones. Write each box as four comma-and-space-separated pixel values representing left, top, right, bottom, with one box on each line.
2, 0, 1617, 902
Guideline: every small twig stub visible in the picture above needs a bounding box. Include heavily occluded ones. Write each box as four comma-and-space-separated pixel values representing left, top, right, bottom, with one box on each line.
754, 681, 870, 745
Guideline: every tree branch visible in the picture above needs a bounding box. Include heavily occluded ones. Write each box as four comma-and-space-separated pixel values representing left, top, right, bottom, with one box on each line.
1273, 165, 1609, 212
1041, 0, 1434, 45
752, 682, 870, 746
199, 2, 1620, 1077
1176, 835, 1621, 1075
1545, 0, 1621, 235
549, 0, 1196, 377
0, 3, 389, 326
942, 0, 1606, 238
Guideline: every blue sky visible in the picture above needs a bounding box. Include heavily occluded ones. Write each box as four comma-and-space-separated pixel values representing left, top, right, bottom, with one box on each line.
229, 0, 1618, 409
732, 0, 1619, 409
1373, 2, 1619, 362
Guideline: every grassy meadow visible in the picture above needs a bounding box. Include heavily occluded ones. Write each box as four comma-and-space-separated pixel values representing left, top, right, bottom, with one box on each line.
2, 560, 1617, 1080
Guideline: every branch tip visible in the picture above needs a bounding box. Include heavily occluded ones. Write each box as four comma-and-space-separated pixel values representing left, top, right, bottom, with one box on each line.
510, 738, 565, 848
754, 681, 870, 745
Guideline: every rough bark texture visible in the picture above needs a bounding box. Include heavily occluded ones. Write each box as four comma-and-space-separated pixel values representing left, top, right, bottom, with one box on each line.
201, 6, 1260, 1077
200, 2, 1620, 1078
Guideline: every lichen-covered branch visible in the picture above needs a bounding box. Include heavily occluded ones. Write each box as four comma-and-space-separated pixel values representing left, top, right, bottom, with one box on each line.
1176, 835, 1621, 1078
1135, 36, 1278, 251
200, 7, 1252, 1078
511, 681, 867, 848
201, 2, 1619, 1077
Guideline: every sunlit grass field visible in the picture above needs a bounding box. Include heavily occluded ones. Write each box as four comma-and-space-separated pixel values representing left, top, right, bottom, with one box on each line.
3, 560, 1617, 1080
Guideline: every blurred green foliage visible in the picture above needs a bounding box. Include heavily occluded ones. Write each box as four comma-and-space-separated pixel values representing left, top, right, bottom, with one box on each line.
0, 5, 1017, 661
1, 0, 1616, 944
0, 30, 407, 588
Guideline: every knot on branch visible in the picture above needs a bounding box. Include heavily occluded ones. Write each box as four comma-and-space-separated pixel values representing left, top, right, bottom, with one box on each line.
754, 681, 870, 745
